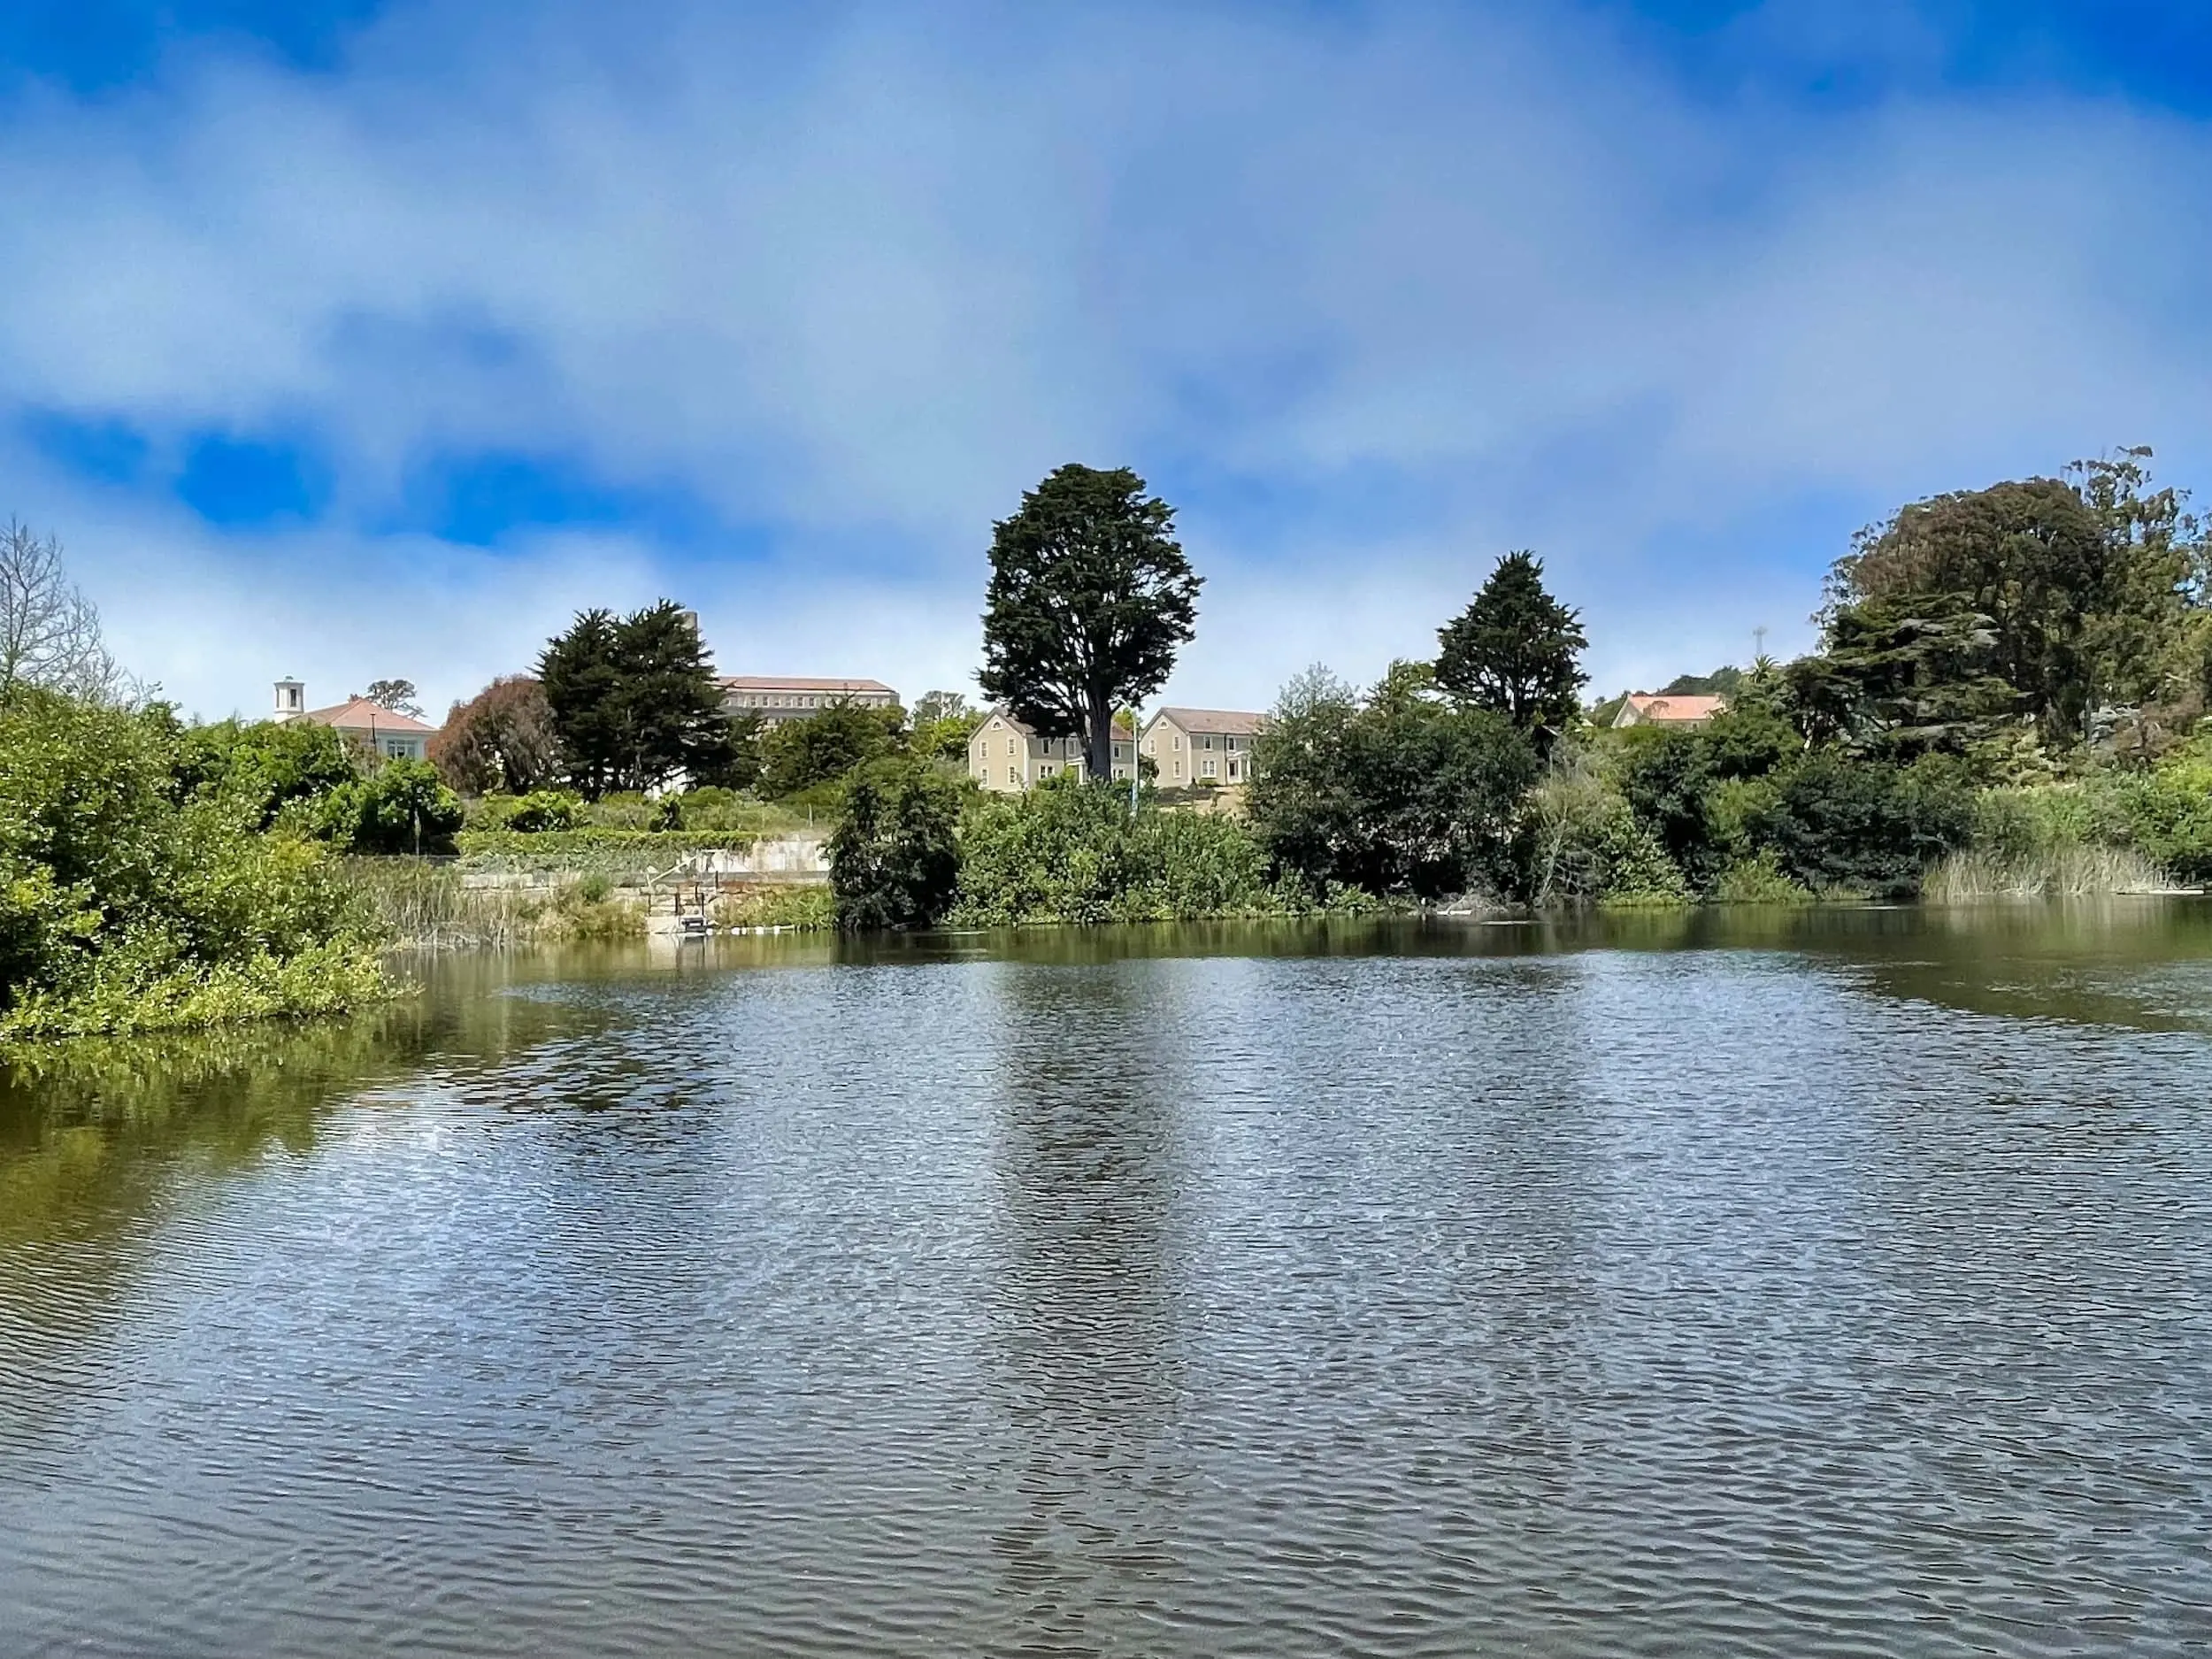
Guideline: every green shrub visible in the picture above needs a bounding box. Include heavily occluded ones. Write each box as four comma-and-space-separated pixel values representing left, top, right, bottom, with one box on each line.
716, 883, 836, 931
1617, 728, 1725, 889
472, 790, 584, 833
2101, 755, 2212, 886
173, 717, 360, 829
1515, 772, 1688, 904
580, 792, 658, 830
315, 759, 465, 855
1751, 753, 1976, 896
1249, 665, 1539, 901
0, 688, 387, 1041
952, 780, 1276, 926
764, 703, 902, 798
1709, 850, 1815, 904
665, 786, 774, 832
829, 758, 964, 930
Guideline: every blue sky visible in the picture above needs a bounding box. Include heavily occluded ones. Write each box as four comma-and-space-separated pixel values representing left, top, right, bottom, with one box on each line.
4, 0, 2211, 720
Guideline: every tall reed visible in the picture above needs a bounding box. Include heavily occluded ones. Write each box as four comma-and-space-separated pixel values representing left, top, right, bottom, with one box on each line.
1923, 844, 2174, 902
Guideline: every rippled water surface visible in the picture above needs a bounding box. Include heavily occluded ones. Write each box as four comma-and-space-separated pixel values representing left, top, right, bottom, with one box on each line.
5, 905, 2212, 1656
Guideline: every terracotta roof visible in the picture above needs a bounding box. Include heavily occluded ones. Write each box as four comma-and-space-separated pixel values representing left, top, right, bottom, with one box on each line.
303, 698, 436, 735
721, 676, 896, 694
1150, 707, 1267, 736
1620, 693, 1728, 725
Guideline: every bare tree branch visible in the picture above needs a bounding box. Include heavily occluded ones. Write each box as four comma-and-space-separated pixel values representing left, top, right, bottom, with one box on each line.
0, 519, 124, 703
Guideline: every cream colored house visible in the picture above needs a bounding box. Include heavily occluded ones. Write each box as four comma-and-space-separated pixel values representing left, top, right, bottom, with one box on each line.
969, 709, 1137, 792
1140, 707, 1265, 787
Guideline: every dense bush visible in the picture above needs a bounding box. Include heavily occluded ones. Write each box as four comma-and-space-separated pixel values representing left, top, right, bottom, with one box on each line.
315, 759, 465, 856
471, 789, 584, 833
173, 718, 359, 830
2099, 753, 2212, 885
1249, 664, 1540, 901
1514, 772, 1688, 904
1617, 729, 1725, 890
953, 779, 1276, 925
1751, 754, 1977, 896
828, 758, 964, 930
0, 689, 385, 1041
764, 703, 903, 798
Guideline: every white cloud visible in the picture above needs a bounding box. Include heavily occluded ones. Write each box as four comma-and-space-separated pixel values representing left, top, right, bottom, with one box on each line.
1, 0, 2208, 718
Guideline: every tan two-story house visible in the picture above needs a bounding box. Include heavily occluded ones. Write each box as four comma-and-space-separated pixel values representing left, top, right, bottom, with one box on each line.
969, 709, 1137, 792
1139, 708, 1266, 787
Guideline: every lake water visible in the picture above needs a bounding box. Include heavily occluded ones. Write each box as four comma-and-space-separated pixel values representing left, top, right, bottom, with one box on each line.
4, 906, 2212, 1656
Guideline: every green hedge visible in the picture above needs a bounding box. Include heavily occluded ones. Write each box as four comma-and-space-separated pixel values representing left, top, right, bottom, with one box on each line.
456, 828, 781, 856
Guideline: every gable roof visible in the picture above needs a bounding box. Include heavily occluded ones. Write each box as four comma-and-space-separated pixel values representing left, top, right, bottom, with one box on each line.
721, 676, 895, 695
304, 697, 437, 735
1150, 707, 1267, 736
980, 707, 1136, 739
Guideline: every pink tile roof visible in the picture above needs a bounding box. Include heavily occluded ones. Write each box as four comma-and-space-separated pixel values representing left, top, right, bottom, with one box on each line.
304, 698, 437, 735
1621, 693, 1728, 725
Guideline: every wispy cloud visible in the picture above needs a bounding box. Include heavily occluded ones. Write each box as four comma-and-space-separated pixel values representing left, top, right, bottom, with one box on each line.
2, 0, 2208, 718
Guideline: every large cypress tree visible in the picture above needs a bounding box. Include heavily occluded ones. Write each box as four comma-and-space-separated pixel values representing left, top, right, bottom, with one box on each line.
979, 464, 1202, 781
538, 602, 732, 796
1434, 551, 1588, 749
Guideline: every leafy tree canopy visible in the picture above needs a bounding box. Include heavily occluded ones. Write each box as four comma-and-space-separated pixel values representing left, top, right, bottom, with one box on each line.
1434, 551, 1588, 749
1249, 662, 1540, 900
979, 464, 1201, 783
1659, 665, 1747, 697
430, 675, 563, 796
1821, 453, 2206, 744
0, 687, 381, 1038
364, 679, 424, 718
762, 701, 902, 798
828, 757, 964, 931
173, 718, 360, 830
316, 758, 464, 856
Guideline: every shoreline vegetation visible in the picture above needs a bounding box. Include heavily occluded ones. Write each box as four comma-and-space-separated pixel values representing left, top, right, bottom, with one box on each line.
5, 448, 2212, 1044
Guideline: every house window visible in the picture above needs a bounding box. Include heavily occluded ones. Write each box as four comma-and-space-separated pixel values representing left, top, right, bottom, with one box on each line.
1202, 757, 1217, 778
1172, 734, 1182, 749
1006, 737, 1016, 756
1008, 767, 1019, 786
1175, 761, 1185, 779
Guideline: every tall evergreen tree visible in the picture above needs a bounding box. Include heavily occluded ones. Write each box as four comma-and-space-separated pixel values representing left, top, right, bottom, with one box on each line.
1434, 551, 1588, 748
979, 464, 1202, 782
537, 603, 732, 796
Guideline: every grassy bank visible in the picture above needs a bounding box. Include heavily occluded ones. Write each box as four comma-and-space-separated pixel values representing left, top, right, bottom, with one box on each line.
342, 859, 646, 949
